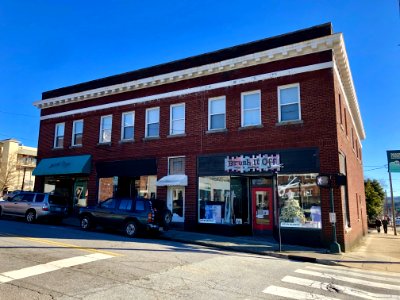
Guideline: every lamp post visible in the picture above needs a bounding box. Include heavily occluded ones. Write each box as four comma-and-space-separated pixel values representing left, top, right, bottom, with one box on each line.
316, 174, 343, 254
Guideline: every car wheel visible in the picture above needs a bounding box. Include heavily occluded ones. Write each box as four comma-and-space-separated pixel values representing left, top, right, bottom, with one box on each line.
125, 221, 138, 237
80, 215, 93, 230
25, 210, 36, 223
162, 210, 172, 228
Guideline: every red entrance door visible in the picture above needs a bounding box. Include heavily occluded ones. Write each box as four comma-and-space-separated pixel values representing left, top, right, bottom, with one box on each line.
252, 187, 273, 230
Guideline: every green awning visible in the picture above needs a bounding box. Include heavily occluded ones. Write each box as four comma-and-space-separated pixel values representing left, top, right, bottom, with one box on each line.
33, 155, 91, 176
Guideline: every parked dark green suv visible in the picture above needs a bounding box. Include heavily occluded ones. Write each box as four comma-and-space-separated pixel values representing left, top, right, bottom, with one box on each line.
78, 197, 172, 237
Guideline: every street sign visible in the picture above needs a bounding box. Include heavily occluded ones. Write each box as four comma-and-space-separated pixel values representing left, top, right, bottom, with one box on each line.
387, 150, 400, 173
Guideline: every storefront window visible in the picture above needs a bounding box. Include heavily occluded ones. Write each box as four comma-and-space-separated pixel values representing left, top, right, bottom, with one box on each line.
98, 175, 157, 202
278, 173, 321, 229
98, 177, 114, 202
198, 176, 248, 225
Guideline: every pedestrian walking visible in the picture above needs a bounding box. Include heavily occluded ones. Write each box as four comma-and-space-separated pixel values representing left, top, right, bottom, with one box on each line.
375, 217, 382, 233
382, 216, 389, 234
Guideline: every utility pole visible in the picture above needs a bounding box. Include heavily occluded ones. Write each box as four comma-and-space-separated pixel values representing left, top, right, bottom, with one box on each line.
388, 171, 398, 236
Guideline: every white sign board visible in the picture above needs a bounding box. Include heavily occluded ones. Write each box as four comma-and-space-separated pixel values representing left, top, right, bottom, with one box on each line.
329, 212, 336, 223
225, 154, 280, 173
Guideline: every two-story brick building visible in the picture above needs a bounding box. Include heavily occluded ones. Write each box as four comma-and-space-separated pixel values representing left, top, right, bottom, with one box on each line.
33, 23, 366, 251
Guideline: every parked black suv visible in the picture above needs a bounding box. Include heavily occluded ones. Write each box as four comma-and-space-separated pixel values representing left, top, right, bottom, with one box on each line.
78, 197, 172, 237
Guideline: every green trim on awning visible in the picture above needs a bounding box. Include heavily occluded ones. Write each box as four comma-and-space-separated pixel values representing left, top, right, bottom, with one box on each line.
33, 155, 91, 176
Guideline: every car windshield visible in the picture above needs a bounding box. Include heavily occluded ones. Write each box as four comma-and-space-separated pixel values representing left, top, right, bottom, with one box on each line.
48, 195, 67, 205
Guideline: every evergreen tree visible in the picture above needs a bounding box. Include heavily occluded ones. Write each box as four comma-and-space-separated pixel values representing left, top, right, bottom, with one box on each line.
364, 179, 384, 220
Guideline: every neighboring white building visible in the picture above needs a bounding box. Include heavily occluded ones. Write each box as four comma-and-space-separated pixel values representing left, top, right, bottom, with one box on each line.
0, 139, 37, 194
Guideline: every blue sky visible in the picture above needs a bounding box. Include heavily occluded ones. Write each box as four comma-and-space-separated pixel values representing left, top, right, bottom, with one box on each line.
0, 1, 399, 193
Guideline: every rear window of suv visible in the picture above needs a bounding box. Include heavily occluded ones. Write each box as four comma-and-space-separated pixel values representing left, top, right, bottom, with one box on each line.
48, 195, 67, 205
35, 194, 45, 202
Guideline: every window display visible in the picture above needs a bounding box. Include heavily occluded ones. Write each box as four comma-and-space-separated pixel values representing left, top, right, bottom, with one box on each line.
278, 173, 321, 229
198, 176, 248, 225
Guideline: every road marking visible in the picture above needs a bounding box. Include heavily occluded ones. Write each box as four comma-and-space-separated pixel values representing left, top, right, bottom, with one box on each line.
0, 232, 122, 257
310, 264, 400, 278
306, 265, 400, 283
0, 253, 113, 284
282, 275, 400, 300
295, 269, 400, 291
263, 285, 339, 300
20, 237, 122, 256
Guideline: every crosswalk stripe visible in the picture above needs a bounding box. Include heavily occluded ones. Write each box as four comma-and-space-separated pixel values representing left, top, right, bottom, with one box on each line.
312, 264, 400, 278
282, 275, 400, 300
263, 285, 340, 300
0, 253, 114, 284
306, 266, 400, 283
295, 269, 400, 291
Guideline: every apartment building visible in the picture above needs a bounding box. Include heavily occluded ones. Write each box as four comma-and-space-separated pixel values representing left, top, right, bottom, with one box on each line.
0, 139, 37, 195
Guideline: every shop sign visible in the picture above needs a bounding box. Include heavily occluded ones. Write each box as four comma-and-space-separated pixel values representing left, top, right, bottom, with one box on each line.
225, 154, 280, 173
387, 150, 400, 173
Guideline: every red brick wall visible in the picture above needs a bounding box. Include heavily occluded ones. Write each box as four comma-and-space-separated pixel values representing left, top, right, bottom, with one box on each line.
35, 51, 365, 250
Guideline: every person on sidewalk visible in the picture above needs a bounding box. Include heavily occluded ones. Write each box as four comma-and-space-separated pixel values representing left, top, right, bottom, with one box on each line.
382, 216, 389, 234
375, 217, 382, 233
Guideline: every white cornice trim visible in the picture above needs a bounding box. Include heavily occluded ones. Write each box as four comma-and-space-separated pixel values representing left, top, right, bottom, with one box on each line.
34, 33, 364, 141
34, 34, 341, 109
40, 62, 333, 121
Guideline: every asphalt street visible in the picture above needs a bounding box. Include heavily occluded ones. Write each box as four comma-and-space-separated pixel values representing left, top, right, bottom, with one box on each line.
0, 219, 400, 299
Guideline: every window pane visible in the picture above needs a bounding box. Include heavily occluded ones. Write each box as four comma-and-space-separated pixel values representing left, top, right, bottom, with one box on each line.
170, 157, 185, 174
210, 114, 225, 129
280, 87, 298, 105
56, 137, 64, 148
102, 129, 111, 142
172, 105, 184, 119
74, 121, 83, 134
210, 99, 225, 114
123, 126, 134, 140
147, 123, 159, 137
123, 113, 134, 127
102, 116, 112, 129
147, 109, 159, 123
281, 104, 299, 121
171, 119, 184, 134
57, 124, 64, 136
74, 133, 83, 145
243, 110, 260, 126
243, 93, 260, 109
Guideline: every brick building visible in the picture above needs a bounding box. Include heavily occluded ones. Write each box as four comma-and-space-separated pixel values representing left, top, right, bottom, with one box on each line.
33, 23, 366, 251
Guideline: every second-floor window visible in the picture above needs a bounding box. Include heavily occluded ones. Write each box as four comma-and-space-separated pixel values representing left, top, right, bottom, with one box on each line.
241, 91, 261, 127
54, 123, 65, 148
278, 84, 301, 122
170, 104, 185, 135
121, 112, 134, 141
208, 97, 226, 130
100, 115, 112, 143
146, 107, 160, 138
72, 120, 83, 146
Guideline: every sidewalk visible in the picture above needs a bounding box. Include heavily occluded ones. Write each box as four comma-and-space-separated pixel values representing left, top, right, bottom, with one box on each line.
63, 217, 400, 273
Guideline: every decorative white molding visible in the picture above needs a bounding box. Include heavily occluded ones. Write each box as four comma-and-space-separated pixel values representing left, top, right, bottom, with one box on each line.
40, 62, 333, 121
34, 33, 364, 140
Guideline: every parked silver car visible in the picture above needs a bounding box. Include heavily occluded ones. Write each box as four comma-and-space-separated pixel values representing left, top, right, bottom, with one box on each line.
0, 192, 68, 223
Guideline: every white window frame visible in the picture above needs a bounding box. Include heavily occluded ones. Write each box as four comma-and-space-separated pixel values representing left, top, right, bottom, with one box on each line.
99, 115, 112, 143
121, 112, 135, 141
168, 156, 186, 175
170, 103, 185, 135
278, 83, 301, 122
208, 96, 226, 131
241, 90, 261, 127
72, 120, 83, 146
54, 123, 65, 148
145, 107, 160, 138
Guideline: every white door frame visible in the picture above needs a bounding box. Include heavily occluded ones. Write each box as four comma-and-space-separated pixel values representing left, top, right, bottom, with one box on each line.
167, 186, 185, 223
